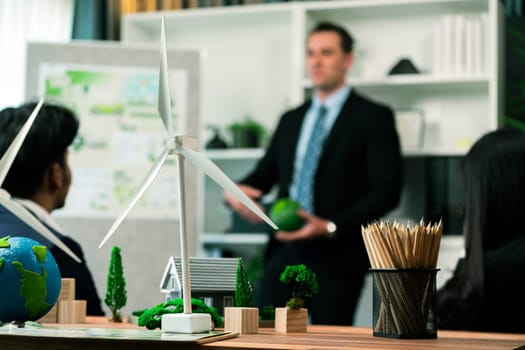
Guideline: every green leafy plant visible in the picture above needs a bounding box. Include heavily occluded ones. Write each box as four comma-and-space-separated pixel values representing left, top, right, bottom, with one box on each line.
132, 298, 223, 330
280, 264, 319, 309
235, 258, 254, 307
104, 246, 127, 322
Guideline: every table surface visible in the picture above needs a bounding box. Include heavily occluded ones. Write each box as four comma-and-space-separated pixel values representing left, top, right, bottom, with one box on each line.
1, 317, 524, 350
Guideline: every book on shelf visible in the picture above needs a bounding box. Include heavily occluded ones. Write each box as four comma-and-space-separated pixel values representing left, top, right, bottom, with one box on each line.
432, 12, 489, 77
160, 0, 183, 10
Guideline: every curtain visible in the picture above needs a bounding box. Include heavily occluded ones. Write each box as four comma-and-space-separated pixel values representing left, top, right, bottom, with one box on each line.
0, 0, 74, 109
72, 0, 120, 40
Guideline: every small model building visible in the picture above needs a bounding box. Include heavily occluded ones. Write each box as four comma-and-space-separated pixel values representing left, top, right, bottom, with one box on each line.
38, 278, 86, 323
160, 257, 240, 315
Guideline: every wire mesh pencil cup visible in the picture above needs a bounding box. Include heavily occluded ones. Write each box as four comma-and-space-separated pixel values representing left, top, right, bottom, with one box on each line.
371, 268, 439, 338
362, 220, 442, 339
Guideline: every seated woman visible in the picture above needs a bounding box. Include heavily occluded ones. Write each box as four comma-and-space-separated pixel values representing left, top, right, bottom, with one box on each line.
437, 128, 525, 333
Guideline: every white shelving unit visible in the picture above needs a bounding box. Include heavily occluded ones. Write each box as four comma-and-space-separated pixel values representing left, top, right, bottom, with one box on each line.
122, 0, 502, 248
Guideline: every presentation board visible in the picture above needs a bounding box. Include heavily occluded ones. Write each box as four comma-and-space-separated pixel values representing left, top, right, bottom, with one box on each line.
25, 41, 201, 220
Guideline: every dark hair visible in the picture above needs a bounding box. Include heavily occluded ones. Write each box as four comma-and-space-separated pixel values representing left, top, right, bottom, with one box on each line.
438, 128, 525, 326
0, 101, 79, 198
309, 22, 354, 53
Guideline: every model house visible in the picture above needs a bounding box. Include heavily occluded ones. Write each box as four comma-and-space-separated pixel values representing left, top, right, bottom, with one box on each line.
160, 256, 241, 315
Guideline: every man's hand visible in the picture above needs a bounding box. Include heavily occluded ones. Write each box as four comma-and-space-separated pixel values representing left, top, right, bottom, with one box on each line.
223, 184, 265, 224
274, 209, 331, 242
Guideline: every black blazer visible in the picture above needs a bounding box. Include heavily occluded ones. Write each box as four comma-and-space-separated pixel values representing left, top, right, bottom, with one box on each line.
242, 90, 403, 272
437, 235, 525, 333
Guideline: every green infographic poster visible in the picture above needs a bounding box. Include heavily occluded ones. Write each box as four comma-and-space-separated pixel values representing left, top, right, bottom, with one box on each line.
38, 63, 188, 219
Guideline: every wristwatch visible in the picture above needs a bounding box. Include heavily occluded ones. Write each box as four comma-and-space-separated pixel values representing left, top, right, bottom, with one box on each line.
326, 221, 337, 239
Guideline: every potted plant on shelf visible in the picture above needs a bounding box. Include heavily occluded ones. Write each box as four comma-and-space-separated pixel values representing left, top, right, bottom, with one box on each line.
228, 117, 266, 148
275, 264, 318, 333
224, 259, 259, 334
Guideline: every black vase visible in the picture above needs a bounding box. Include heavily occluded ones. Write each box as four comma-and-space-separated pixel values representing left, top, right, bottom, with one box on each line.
232, 129, 260, 148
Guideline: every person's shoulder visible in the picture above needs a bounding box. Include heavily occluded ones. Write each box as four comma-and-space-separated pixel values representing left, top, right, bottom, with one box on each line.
281, 100, 311, 120
484, 236, 525, 281
348, 89, 392, 112
486, 236, 525, 265
346, 89, 394, 123
0, 203, 45, 238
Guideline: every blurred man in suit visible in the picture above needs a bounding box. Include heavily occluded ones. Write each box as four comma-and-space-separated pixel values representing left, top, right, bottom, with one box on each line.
224, 22, 403, 325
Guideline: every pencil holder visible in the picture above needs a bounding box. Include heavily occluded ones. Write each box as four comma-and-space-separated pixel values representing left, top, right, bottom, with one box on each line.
371, 268, 439, 339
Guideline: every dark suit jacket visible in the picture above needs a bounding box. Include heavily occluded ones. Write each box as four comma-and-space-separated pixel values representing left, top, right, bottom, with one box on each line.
0, 203, 104, 316
437, 235, 525, 333
242, 90, 403, 274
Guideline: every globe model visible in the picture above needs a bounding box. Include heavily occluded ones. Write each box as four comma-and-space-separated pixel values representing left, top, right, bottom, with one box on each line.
269, 198, 305, 231
0, 236, 61, 322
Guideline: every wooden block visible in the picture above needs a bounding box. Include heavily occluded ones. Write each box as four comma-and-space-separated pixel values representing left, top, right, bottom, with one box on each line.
38, 304, 58, 323
275, 307, 307, 333
58, 300, 86, 324
58, 278, 75, 301
224, 307, 259, 334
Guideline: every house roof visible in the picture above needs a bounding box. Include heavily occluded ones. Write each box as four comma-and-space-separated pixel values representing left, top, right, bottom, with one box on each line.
160, 256, 241, 293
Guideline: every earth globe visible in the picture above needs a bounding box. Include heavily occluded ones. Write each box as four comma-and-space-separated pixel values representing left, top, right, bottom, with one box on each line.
0, 235, 61, 322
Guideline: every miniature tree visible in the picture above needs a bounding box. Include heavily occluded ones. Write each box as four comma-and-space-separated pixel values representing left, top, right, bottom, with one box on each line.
105, 246, 127, 322
234, 258, 254, 307
280, 264, 319, 309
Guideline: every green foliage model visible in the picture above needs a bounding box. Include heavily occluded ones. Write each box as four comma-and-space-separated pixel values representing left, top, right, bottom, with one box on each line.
280, 264, 319, 309
132, 298, 223, 330
104, 246, 127, 322
235, 258, 254, 307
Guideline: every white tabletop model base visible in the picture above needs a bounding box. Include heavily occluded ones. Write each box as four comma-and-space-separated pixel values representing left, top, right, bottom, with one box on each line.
161, 313, 212, 333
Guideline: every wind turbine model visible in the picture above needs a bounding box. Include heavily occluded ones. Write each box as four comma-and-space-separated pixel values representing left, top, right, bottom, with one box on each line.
0, 98, 81, 263
98, 17, 277, 334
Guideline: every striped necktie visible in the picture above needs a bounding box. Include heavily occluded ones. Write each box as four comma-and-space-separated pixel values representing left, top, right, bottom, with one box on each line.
296, 105, 328, 213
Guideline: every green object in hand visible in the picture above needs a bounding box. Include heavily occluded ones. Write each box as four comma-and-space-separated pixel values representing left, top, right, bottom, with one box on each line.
269, 198, 304, 231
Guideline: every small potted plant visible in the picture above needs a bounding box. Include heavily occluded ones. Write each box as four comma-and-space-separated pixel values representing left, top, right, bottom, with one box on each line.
224, 259, 259, 334
228, 117, 266, 148
275, 264, 318, 333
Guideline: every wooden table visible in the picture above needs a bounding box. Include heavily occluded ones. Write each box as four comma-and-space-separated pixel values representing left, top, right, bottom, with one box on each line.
1, 317, 524, 350
205, 326, 525, 350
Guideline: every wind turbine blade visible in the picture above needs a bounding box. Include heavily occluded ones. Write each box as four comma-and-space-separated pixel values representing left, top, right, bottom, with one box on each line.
178, 147, 278, 230
0, 98, 44, 186
158, 16, 174, 139
98, 146, 170, 248
0, 189, 81, 263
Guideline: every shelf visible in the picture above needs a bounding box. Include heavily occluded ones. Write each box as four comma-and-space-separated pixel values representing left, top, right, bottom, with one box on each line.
205, 147, 467, 159
403, 147, 468, 157
123, 0, 501, 253
304, 74, 489, 90
122, 3, 295, 40
205, 148, 265, 160
201, 232, 269, 247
